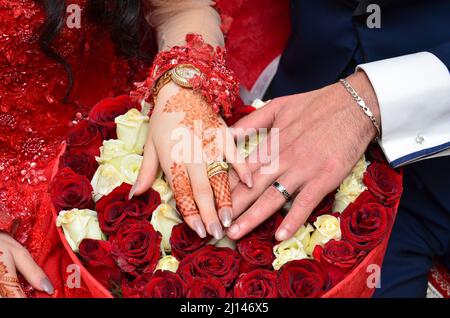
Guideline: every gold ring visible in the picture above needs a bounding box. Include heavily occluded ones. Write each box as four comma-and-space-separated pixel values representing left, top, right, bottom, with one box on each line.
207, 162, 229, 179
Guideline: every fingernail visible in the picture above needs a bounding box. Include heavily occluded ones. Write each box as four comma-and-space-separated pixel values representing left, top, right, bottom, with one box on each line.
192, 219, 207, 238
276, 228, 289, 241
219, 207, 232, 227
243, 174, 253, 188
128, 181, 139, 200
227, 223, 240, 237
41, 277, 54, 295
209, 222, 224, 240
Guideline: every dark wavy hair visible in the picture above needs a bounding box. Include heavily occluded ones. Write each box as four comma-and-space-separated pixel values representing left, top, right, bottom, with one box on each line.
38, 0, 156, 102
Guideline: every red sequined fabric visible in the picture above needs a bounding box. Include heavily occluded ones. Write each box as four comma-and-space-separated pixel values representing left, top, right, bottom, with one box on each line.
133, 34, 239, 117
0, 0, 149, 297
0, 0, 291, 298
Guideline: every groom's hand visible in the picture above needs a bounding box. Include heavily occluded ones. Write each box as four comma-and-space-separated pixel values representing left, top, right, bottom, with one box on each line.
227, 71, 380, 241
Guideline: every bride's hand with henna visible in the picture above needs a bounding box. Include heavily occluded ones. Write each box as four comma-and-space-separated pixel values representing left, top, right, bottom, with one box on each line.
0, 232, 54, 298
130, 82, 252, 239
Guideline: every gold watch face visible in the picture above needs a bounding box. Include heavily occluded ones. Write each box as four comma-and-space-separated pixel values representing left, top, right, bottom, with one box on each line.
171, 64, 201, 87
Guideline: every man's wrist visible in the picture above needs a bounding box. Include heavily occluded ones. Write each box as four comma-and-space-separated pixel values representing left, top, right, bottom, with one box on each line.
347, 71, 381, 123
345, 70, 381, 141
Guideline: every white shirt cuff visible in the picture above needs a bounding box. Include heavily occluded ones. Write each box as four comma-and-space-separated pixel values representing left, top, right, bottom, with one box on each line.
357, 52, 450, 167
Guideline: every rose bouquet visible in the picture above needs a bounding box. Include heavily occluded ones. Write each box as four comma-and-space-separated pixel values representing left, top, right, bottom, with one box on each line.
50, 95, 402, 298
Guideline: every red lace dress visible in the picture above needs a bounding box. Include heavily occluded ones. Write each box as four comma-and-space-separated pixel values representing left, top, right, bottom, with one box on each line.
0, 0, 290, 298
0, 0, 149, 297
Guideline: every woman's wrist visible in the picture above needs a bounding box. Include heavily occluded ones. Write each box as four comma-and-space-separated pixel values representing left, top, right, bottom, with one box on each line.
133, 34, 239, 118
153, 81, 182, 112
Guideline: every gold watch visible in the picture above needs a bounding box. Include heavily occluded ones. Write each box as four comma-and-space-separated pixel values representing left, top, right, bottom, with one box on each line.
153, 64, 201, 102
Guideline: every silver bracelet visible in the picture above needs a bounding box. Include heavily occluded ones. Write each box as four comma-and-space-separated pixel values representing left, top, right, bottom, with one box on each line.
339, 78, 381, 142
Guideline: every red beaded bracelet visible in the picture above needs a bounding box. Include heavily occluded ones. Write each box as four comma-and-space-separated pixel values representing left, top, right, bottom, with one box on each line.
131, 34, 239, 118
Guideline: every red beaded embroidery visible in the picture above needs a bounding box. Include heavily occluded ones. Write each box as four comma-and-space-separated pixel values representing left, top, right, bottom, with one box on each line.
132, 34, 239, 117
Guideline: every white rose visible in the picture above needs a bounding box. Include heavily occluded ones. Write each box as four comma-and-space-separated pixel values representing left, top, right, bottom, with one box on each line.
119, 154, 142, 184
91, 163, 123, 199
209, 235, 236, 250
237, 130, 260, 159
251, 99, 269, 109
352, 155, 369, 180
332, 155, 368, 213
151, 179, 173, 203
155, 255, 179, 273
96, 139, 131, 164
305, 215, 341, 255
272, 223, 314, 270
273, 240, 308, 271
294, 223, 315, 247
91, 154, 142, 200
56, 209, 105, 252
332, 175, 367, 213
140, 99, 152, 117
150, 203, 182, 252
115, 108, 149, 154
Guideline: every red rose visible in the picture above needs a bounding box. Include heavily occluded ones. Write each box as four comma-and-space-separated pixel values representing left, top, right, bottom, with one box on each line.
277, 259, 327, 298
169, 222, 211, 260
49, 167, 94, 211
237, 236, 274, 272
353, 190, 378, 205
88, 95, 136, 139
366, 144, 386, 163
66, 120, 103, 157
307, 192, 336, 223
363, 162, 402, 206
234, 269, 278, 298
59, 147, 98, 179
110, 220, 162, 277
96, 183, 161, 234
177, 245, 241, 288
186, 277, 227, 298
121, 274, 153, 298
143, 270, 187, 298
340, 202, 390, 251
313, 239, 365, 287
250, 213, 283, 241
78, 239, 121, 290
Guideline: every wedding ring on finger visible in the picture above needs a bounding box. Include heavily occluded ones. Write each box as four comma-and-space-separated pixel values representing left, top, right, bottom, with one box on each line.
207, 161, 229, 179
272, 181, 292, 201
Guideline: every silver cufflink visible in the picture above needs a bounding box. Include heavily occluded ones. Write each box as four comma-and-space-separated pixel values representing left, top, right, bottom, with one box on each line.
415, 135, 424, 144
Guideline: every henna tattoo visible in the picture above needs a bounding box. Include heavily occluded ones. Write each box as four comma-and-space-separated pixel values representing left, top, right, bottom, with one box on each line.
0, 253, 23, 298
163, 89, 221, 131
164, 91, 232, 217
164, 89, 223, 162
0, 276, 18, 283
170, 163, 199, 217
0, 280, 24, 298
209, 172, 232, 209
0, 260, 8, 277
